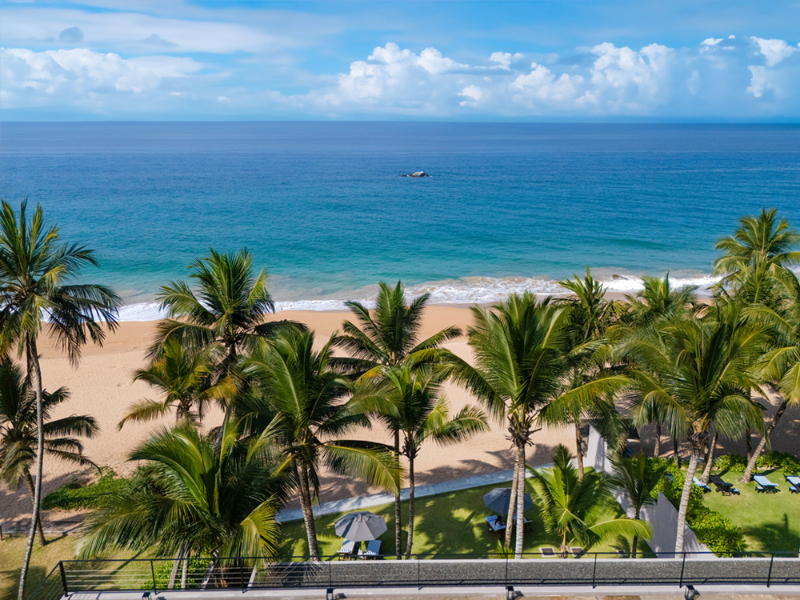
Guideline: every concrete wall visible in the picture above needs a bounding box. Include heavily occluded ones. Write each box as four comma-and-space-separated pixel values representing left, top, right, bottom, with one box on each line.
584, 425, 712, 558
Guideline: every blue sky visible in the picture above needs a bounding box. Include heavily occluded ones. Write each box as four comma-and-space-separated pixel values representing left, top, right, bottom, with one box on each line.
2, 0, 799, 120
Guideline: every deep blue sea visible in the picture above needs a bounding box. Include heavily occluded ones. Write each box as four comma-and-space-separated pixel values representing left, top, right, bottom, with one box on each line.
1, 122, 798, 319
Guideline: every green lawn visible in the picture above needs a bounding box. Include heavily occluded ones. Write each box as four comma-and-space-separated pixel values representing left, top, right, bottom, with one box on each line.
702, 468, 800, 554
279, 481, 652, 559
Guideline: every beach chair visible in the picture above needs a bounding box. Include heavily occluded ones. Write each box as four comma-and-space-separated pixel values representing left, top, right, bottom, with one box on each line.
539, 547, 556, 557
337, 539, 355, 560
753, 474, 779, 493
710, 475, 739, 496
785, 475, 800, 494
364, 540, 381, 558
570, 546, 585, 557
692, 476, 711, 493
485, 515, 506, 540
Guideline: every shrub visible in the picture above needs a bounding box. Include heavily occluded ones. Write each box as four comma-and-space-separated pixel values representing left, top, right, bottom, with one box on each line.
144, 557, 212, 590
651, 460, 746, 556
758, 451, 800, 474
713, 454, 748, 472
42, 468, 125, 510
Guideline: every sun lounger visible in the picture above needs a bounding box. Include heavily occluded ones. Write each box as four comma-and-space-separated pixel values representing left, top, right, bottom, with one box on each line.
785, 475, 800, 494
692, 476, 711, 493
754, 475, 779, 493
539, 547, 556, 557
485, 515, 506, 540
710, 475, 739, 495
570, 546, 585, 557
365, 540, 381, 558
337, 539, 355, 559
616, 549, 628, 557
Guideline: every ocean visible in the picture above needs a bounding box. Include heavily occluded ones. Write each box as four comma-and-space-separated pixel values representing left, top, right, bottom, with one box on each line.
1, 122, 798, 320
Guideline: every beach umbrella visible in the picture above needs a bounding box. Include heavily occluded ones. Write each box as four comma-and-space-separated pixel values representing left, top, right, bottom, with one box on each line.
334, 511, 387, 542
483, 487, 533, 516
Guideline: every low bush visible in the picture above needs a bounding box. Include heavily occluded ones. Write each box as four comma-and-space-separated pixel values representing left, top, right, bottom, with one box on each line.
42, 468, 126, 510
713, 452, 800, 475
651, 459, 747, 556
713, 454, 748, 472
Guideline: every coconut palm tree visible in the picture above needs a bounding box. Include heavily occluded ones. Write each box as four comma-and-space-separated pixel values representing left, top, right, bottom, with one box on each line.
626, 311, 766, 553
443, 293, 569, 556
0, 200, 120, 600
152, 249, 303, 428
79, 420, 288, 579
609, 452, 666, 558
354, 365, 488, 558
544, 270, 630, 479
528, 445, 651, 557
118, 339, 233, 428
0, 358, 97, 546
617, 275, 699, 460
242, 328, 400, 560
335, 280, 461, 558
713, 208, 800, 285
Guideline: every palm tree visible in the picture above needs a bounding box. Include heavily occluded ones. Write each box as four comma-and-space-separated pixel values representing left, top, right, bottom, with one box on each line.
335, 281, 461, 558
79, 420, 288, 582
609, 452, 666, 558
713, 208, 800, 284
0, 358, 97, 546
626, 312, 766, 553
0, 200, 119, 600
545, 270, 630, 479
354, 365, 488, 558
444, 293, 568, 556
118, 339, 233, 428
528, 445, 650, 557
618, 275, 698, 459
152, 249, 303, 429
242, 328, 400, 560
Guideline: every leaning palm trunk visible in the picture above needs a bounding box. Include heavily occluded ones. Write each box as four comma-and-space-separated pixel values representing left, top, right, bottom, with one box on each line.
24, 470, 46, 546
574, 422, 584, 480
672, 438, 680, 468
504, 445, 519, 549
654, 424, 661, 457
514, 444, 526, 559
700, 431, 718, 485
674, 440, 701, 554
295, 460, 320, 560
403, 456, 415, 560
394, 431, 402, 559
18, 341, 44, 600
740, 398, 789, 484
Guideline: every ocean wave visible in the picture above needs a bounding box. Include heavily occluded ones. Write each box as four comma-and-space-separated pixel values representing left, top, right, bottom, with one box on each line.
113, 272, 721, 322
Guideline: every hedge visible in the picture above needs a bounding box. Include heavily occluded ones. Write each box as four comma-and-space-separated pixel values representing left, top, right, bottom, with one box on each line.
714, 451, 800, 475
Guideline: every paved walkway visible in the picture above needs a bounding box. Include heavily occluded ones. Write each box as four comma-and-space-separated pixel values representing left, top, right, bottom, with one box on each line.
276, 466, 545, 523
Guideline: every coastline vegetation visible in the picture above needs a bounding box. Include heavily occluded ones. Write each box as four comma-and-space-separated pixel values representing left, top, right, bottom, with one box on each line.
2, 202, 800, 597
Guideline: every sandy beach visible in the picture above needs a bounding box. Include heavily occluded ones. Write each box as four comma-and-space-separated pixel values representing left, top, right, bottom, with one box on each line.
2, 304, 797, 529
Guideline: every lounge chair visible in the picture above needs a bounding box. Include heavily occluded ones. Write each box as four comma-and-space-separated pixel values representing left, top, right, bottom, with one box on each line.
570, 546, 585, 557
364, 540, 381, 558
616, 549, 628, 558
337, 539, 356, 559
754, 474, 779, 493
710, 475, 740, 496
485, 515, 506, 540
692, 476, 711, 493
785, 475, 800, 494
539, 547, 556, 557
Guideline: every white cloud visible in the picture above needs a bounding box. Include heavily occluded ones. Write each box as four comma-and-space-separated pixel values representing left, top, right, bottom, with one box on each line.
512, 62, 582, 106
0, 47, 202, 108
489, 52, 524, 70
751, 37, 797, 66
747, 65, 770, 98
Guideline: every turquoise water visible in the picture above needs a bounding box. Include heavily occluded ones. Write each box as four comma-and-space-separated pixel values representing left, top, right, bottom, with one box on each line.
1, 122, 798, 319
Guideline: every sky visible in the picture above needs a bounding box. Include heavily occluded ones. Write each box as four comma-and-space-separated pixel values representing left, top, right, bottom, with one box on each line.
1, 1, 799, 121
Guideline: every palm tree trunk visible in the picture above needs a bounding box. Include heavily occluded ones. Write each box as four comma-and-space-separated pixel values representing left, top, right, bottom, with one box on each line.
393, 431, 402, 560
504, 445, 519, 549
740, 398, 789, 484
700, 431, 718, 485
654, 424, 661, 457
24, 470, 46, 546
632, 508, 640, 559
403, 455, 415, 560
514, 443, 526, 559
18, 339, 44, 600
181, 552, 189, 589
745, 428, 752, 463
672, 438, 680, 468
295, 460, 320, 561
674, 440, 701, 555
575, 422, 584, 480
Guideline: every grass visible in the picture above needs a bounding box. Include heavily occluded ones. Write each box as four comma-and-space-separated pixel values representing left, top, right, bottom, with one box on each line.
0, 534, 78, 600
278, 481, 652, 559
702, 468, 800, 554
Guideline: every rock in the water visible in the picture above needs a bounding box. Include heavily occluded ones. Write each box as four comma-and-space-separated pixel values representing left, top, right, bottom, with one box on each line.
402, 171, 430, 177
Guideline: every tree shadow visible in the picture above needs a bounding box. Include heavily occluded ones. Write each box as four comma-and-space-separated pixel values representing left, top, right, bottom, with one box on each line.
741, 513, 799, 555
0, 564, 49, 600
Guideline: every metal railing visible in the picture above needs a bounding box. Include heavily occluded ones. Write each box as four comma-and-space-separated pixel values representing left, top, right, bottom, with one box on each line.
27, 551, 800, 600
